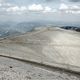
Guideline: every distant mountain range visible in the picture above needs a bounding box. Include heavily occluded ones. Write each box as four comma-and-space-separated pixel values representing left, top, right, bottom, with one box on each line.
60, 26, 80, 32
0, 21, 80, 38
0, 21, 48, 38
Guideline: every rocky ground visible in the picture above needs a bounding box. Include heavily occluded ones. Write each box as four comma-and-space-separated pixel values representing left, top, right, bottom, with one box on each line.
0, 27, 80, 72
0, 56, 80, 80
0, 27, 80, 80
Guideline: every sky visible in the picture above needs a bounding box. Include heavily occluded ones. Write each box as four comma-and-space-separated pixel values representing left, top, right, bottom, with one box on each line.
0, 0, 80, 23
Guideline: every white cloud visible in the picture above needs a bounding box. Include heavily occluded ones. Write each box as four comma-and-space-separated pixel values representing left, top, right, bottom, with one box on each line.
66, 5, 80, 14
70, 5, 80, 10
6, 6, 27, 12
0, 3, 2, 6
43, 6, 57, 13
28, 4, 43, 11
20, 6, 27, 11
66, 10, 80, 14
0, 2, 27, 15
0, 2, 80, 15
71, 5, 80, 9
52, 9, 57, 12
27, 4, 57, 13
59, 3, 80, 14
0, 2, 15, 8
44, 6, 51, 12
6, 6, 20, 12
59, 3, 69, 10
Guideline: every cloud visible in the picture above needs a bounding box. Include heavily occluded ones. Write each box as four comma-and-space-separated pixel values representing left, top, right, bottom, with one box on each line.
0, 2, 80, 15
28, 4, 57, 13
0, 3, 2, 6
66, 6, 80, 14
20, 6, 27, 11
6, 6, 27, 14
0, 2, 15, 7
44, 0, 59, 3
2, 3, 13, 6
69, 0, 80, 2
59, 3, 69, 10
66, 10, 80, 14
59, 4, 80, 14
70, 5, 80, 10
6, 6, 20, 12
0, 2, 27, 12
0, 0, 11, 3
0, 0, 3, 2
43, 6, 52, 12
28, 4, 43, 11
45, 0, 55, 2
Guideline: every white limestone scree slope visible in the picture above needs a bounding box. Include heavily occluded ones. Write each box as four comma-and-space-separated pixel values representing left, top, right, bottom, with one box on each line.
0, 27, 80, 73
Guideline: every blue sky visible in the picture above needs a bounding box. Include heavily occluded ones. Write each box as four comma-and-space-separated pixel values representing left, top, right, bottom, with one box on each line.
0, 0, 80, 23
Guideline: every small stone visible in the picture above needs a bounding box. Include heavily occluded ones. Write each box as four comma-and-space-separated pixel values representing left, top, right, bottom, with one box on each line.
9, 66, 13, 68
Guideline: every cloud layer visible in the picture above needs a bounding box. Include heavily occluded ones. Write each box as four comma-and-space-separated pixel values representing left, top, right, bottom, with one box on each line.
59, 3, 80, 14
69, 0, 80, 2
28, 4, 43, 11
0, 2, 80, 15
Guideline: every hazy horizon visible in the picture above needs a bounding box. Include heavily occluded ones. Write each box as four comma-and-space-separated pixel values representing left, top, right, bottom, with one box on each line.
0, 0, 80, 38
0, 0, 80, 23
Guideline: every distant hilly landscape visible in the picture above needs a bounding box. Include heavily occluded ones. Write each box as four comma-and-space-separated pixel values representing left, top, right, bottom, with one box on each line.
0, 21, 80, 38
0, 21, 43, 38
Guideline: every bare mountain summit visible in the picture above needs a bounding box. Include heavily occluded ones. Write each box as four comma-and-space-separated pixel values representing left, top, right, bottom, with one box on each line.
0, 27, 80, 73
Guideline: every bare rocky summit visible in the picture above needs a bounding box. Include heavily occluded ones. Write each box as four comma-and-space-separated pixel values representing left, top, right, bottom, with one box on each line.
0, 27, 80, 79
0, 56, 80, 80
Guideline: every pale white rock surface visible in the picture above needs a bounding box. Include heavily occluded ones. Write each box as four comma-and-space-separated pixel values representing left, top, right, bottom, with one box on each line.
0, 27, 80, 73
0, 56, 80, 80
